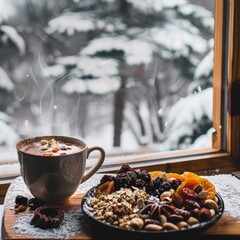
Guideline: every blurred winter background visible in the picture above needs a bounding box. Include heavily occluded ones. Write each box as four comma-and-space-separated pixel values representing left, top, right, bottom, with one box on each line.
0, 0, 214, 163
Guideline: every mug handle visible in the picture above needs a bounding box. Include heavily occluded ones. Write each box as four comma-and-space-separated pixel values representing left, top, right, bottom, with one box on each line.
81, 146, 105, 183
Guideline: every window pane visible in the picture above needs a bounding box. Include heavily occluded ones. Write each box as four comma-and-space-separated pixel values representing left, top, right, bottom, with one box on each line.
0, 0, 214, 163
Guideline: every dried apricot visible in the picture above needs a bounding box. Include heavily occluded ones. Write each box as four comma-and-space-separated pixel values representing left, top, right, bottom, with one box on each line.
148, 171, 164, 182
96, 181, 115, 196
182, 172, 200, 180
176, 177, 216, 200
167, 173, 184, 181
197, 177, 216, 200
176, 178, 200, 196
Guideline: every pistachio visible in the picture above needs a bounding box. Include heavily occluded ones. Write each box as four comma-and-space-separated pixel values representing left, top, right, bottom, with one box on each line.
160, 191, 172, 201
144, 224, 163, 231
187, 216, 199, 226
203, 199, 219, 211
177, 221, 189, 230
130, 217, 144, 230
163, 222, 179, 231
197, 190, 209, 199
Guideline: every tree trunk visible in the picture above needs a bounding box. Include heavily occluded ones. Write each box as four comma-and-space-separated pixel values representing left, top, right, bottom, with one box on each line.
113, 81, 126, 147
119, 0, 129, 15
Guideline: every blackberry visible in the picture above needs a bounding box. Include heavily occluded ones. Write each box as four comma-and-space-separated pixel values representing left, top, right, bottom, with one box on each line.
169, 178, 182, 190
146, 182, 155, 194
161, 182, 172, 191
158, 186, 165, 195
152, 189, 160, 197
15, 195, 28, 205
153, 177, 163, 188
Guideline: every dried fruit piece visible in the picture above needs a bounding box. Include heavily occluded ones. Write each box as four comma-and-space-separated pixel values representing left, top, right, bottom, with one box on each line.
30, 206, 64, 229
15, 195, 28, 205
176, 178, 200, 196
183, 172, 200, 180
15, 204, 27, 214
96, 181, 115, 196
181, 187, 197, 200
148, 171, 164, 182
197, 177, 216, 200
167, 173, 184, 181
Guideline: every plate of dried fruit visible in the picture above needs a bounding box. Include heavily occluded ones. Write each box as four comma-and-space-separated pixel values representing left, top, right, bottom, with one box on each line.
81, 165, 224, 238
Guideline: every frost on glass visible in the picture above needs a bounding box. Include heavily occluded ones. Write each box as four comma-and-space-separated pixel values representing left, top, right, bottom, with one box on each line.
0, 0, 214, 161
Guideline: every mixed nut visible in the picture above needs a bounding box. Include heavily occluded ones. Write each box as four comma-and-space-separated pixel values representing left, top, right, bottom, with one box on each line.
86, 165, 221, 232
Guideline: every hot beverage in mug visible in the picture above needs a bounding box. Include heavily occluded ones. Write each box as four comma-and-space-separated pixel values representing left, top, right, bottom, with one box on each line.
16, 136, 105, 204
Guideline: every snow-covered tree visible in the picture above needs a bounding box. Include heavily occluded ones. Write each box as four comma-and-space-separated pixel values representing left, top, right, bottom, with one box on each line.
0, 0, 214, 151
44, 0, 213, 148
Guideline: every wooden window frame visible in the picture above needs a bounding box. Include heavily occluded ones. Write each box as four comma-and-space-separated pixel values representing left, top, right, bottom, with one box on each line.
0, 0, 240, 187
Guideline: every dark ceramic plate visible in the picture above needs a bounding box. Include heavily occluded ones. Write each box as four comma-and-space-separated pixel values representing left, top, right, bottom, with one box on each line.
81, 186, 224, 239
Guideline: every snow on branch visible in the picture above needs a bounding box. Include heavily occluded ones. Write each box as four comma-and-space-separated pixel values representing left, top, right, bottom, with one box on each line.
61, 56, 121, 95
0, 25, 25, 55
149, 23, 207, 59
178, 4, 214, 30
76, 56, 119, 77
0, 67, 14, 91
0, 0, 15, 23
162, 87, 213, 149
126, 0, 187, 13
46, 13, 97, 36
81, 36, 154, 65
62, 76, 121, 95
46, 12, 126, 36
194, 49, 213, 80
